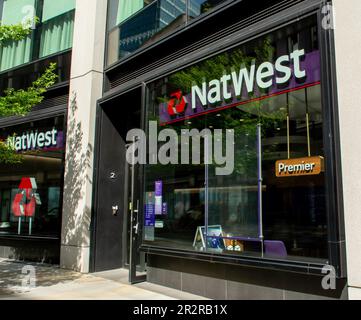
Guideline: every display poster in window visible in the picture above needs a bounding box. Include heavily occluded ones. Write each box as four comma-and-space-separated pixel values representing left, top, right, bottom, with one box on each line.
155, 220, 164, 229
193, 225, 225, 250
155, 180, 163, 215
144, 192, 155, 227
144, 192, 155, 241
162, 202, 167, 215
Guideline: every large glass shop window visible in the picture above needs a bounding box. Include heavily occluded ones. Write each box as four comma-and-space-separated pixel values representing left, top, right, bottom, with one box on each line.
143, 15, 328, 263
0, 116, 65, 237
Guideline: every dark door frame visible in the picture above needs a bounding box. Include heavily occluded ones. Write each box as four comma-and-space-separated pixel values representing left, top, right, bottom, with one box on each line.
90, 84, 145, 274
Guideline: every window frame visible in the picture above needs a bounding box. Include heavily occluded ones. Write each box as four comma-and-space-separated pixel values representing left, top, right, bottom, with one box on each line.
0, 0, 75, 73
125, 2, 345, 278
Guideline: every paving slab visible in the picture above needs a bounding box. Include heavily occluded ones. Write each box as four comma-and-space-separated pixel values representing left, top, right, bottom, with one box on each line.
0, 259, 207, 300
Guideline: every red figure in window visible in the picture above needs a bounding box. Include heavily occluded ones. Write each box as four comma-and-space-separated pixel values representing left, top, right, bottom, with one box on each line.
12, 177, 37, 218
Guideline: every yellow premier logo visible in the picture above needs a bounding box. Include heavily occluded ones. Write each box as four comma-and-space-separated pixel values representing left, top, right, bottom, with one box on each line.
275, 156, 324, 177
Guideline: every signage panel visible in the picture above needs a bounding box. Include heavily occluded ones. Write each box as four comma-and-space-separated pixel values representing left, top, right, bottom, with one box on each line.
275, 156, 324, 178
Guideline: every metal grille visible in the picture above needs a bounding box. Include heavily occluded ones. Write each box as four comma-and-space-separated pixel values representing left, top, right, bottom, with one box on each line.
32, 94, 69, 111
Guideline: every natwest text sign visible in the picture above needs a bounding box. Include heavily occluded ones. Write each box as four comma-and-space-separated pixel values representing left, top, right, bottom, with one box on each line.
159, 49, 321, 125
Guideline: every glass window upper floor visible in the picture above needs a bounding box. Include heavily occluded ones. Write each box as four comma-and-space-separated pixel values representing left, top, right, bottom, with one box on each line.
106, 0, 229, 66
0, 0, 75, 73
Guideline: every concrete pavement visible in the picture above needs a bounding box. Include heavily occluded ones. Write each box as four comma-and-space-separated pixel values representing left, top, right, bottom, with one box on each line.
0, 259, 207, 300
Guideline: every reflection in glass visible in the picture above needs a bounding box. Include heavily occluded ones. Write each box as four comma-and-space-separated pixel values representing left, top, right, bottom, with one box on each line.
39, 3, 75, 58
0, 0, 76, 71
0, 0, 35, 71
143, 84, 206, 248
188, 0, 227, 19
206, 110, 260, 255
0, 116, 65, 237
142, 15, 328, 263
107, 0, 188, 64
106, 0, 231, 65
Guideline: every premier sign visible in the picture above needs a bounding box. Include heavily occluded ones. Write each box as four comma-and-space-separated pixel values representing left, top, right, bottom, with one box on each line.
275, 156, 324, 178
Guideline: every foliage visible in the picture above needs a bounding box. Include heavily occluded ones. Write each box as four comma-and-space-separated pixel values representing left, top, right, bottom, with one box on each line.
0, 18, 58, 163
0, 63, 58, 117
168, 38, 274, 95
151, 37, 289, 176
0, 63, 58, 164
0, 140, 22, 164
0, 19, 38, 43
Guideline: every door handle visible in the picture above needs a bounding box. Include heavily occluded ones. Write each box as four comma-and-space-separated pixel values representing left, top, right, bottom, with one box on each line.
134, 199, 139, 213
133, 222, 139, 235
112, 205, 119, 216
133, 200, 140, 234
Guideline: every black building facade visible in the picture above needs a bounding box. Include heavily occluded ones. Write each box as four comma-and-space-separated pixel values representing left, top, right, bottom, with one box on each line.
92, 0, 346, 299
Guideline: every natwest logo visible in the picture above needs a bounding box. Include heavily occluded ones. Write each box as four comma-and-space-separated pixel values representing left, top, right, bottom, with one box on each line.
167, 90, 188, 116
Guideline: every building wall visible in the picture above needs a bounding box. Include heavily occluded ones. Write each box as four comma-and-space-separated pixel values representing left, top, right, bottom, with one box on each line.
55, 0, 361, 301
0, 240, 59, 264
333, 0, 361, 300
60, 0, 107, 273
147, 255, 347, 300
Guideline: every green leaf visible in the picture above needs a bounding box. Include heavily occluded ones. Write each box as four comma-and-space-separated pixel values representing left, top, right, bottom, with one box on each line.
0, 63, 58, 163
0, 18, 39, 44
0, 63, 58, 117
0, 141, 22, 164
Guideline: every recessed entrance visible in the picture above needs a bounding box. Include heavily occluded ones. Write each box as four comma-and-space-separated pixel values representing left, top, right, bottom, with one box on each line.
91, 86, 146, 283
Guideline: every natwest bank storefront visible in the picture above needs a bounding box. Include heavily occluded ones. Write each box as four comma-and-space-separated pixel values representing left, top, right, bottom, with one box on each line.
0, 115, 66, 263
145, 15, 326, 262
93, 0, 346, 299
